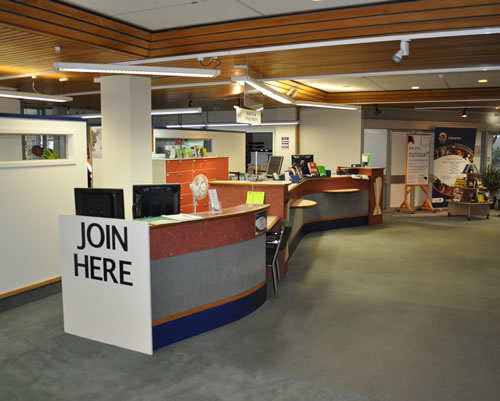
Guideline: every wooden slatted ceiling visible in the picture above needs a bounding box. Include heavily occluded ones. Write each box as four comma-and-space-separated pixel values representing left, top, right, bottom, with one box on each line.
0, 0, 499, 110
149, 1, 500, 57
0, 0, 150, 56
0, 0, 499, 59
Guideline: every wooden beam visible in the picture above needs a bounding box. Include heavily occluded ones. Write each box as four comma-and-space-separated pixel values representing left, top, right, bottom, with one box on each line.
326, 88, 500, 104
0, 0, 150, 56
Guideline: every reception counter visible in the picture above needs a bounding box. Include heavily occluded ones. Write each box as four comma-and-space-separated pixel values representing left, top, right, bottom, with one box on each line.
210, 168, 384, 278
60, 204, 269, 354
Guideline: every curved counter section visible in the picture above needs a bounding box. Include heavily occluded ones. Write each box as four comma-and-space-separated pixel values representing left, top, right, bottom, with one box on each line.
209, 168, 383, 279
149, 204, 269, 350
287, 177, 370, 255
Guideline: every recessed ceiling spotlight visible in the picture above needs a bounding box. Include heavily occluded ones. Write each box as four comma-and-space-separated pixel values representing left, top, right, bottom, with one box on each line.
59, 77, 69, 82
343, 85, 351, 88
411, 86, 420, 89
478, 79, 488, 83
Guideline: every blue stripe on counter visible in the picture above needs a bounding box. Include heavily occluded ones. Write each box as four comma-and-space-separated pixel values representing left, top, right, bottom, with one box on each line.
152, 283, 267, 350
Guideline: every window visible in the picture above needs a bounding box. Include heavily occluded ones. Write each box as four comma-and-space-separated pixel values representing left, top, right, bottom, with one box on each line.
0, 133, 67, 162
492, 134, 500, 169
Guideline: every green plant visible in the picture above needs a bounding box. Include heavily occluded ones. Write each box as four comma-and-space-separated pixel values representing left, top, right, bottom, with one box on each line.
482, 165, 500, 195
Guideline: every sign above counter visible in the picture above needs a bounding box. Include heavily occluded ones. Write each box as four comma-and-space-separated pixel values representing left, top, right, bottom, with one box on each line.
236, 107, 261, 125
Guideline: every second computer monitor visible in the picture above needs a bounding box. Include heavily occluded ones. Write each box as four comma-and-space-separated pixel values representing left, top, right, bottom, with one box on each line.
266, 155, 284, 178
132, 184, 180, 219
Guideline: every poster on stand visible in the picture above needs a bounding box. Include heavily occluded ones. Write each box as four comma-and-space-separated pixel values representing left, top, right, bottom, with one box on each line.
432, 127, 476, 208
406, 134, 431, 185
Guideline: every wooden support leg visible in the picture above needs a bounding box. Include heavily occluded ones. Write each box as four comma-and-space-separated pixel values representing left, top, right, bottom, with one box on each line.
398, 185, 415, 213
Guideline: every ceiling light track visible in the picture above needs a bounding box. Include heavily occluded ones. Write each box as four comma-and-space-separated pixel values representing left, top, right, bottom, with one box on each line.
119, 28, 500, 66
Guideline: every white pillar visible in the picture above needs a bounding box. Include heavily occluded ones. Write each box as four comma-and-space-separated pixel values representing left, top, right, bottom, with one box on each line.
95, 75, 152, 219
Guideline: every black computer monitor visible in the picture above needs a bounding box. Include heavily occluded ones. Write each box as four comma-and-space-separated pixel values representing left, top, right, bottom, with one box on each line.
74, 188, 125, 219
265, 155, 284, 177
291, 154, 314, 175
132, 184, 180, 219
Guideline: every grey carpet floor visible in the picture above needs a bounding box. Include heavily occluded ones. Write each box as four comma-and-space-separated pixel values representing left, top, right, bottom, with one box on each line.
1, 212, 500, 401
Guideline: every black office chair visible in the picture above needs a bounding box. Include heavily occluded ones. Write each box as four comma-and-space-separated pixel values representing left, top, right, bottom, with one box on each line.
266, 220, 292, 296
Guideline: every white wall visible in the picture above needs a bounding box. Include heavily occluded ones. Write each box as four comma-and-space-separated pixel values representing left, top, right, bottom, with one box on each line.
153, 128, 246, 173
363, 129, 387, 168
0, 134, 22, 161
0, 98, 21, 113
152, 107, 298, 169
0, 116, 87, 294
299, 108, 362, 169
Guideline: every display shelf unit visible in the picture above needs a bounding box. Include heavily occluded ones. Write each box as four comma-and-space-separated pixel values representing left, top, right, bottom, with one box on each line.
448, 172, 492, 220
164, 157, 228, 213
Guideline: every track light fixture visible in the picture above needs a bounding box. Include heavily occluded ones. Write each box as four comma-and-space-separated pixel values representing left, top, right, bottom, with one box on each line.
232, 76, 358, 110
295, 101, 359, 110
54, 62, 221, 78
392, 40, 410, 63
231, 76, 294, 104
461, 108, 468, 118
0, 89, 72, 102
374, 104, 382, 115
77, 107, 203, 119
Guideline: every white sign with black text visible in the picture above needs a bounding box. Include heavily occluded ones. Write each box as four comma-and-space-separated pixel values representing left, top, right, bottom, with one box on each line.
406, 134, 431, 185
59, 215, 153, 354
235, 107, 261, 125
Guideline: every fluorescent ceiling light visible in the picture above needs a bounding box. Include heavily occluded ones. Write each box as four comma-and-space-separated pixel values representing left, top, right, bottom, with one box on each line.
151, 107, 202, 115
206, 123, 249, 127
79, 114, 102, 119
232, 76, 294, 104
0, 89, 72, 102
53, 62, 221, 78
78, 107, 203, 119
260, 121, 300, 125
165, 121, 299, 129
295, 101, 359, 110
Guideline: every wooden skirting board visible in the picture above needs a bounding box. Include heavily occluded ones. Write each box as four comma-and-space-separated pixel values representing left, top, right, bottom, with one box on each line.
0, 276, 61, 300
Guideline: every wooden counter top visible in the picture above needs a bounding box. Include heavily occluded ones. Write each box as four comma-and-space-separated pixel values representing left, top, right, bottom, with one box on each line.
323, 188, 361, 193
290, 199, 318, 208
149, 204, 270, 229
209, 180, 291, 187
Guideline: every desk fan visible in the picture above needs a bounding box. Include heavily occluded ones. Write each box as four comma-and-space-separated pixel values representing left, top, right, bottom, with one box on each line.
190, 174, 208, 213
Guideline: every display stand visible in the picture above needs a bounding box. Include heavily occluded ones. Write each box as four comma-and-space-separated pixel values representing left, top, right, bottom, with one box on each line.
397, 133, 435, 214
448, 172, 492, 220
398, 184, 435, 213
